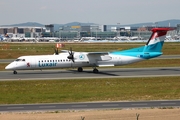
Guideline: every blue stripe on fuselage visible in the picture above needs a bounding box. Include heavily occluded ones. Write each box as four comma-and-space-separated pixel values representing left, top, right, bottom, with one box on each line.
110, 51, 162, 59
110, 42, 163, 59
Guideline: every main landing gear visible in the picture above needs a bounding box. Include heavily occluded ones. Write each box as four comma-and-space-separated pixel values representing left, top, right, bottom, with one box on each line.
77, 67, 99, 73
93, 68, 99, 73
13, 70, 17, 74
77, 67, 83, 72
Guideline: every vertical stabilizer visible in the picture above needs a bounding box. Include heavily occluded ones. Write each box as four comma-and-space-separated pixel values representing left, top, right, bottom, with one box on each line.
143, 28, 174, 52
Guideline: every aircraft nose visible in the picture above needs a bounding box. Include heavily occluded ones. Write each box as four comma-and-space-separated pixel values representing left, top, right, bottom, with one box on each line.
5, 63, 15, 70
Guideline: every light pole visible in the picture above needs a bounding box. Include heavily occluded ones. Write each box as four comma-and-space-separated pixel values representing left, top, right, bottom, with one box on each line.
77, 23, 81, 40
155, 22, 158, 28
59, 27, 63, 40
96, 27, 98, 40
117, 23, 120, 37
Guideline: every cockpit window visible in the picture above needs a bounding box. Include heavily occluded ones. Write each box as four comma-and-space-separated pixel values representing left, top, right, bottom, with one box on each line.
15, 59, 21, 61
15, 59, 25, 62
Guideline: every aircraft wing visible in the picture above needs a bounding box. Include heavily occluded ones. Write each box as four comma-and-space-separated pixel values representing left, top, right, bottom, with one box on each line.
87, 52, 109, 55
86, 52, 112, 63
60, 50, 69, 53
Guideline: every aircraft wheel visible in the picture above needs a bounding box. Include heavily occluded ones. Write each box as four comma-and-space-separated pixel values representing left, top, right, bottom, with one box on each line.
78, 67, 83, 72
13, 71, 17, 74
93, 68, 99, 73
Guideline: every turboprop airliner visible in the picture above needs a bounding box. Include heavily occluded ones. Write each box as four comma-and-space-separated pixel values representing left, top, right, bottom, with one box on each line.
5, 28, 174, 74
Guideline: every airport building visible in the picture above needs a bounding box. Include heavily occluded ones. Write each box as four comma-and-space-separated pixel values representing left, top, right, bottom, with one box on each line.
52, 25, 143, 40
53, 25, 154, 40
0, 26, 43, 38
0, 24, 178, 41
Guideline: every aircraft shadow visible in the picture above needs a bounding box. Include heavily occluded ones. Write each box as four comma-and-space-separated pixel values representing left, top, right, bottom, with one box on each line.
68, 70, 119, 76
159, 68, 180, 71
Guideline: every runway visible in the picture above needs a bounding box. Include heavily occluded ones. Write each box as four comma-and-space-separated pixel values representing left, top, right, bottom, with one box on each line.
0, 67, 180, 81
0, 100, 180, 112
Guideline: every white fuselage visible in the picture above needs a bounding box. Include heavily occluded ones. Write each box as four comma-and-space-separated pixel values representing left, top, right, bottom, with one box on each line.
5, 52, 144, 71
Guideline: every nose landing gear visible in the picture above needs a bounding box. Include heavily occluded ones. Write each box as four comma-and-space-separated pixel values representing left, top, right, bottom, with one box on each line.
13, 70, 17, 74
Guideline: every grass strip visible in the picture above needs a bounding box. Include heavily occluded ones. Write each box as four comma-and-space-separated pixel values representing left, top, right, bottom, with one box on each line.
0, 76, 180, 104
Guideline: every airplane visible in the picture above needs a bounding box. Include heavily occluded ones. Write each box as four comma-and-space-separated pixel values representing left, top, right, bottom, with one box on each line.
0, 35, 4, 41
0, 35, 7, 41
5, 28, 174, 74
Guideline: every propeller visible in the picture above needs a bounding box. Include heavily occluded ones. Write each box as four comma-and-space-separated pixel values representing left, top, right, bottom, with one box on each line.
67, 47, 75, 62
54, 48, 59, 55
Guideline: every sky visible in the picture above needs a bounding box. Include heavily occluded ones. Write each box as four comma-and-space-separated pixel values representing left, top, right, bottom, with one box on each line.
0, 0, 179, 25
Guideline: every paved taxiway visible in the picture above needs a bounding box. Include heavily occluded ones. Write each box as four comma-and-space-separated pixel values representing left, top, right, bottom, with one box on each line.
0, 67, 180, 81
1, 100, 180, 112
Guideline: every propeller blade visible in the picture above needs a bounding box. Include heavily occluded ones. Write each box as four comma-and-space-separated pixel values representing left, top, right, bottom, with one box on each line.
67, 47, 75, 62
54, 48, 59, 55
72, 58, 75, 63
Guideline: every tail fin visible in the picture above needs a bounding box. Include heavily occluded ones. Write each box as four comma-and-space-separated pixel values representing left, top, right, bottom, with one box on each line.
143, 28, 174, 52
